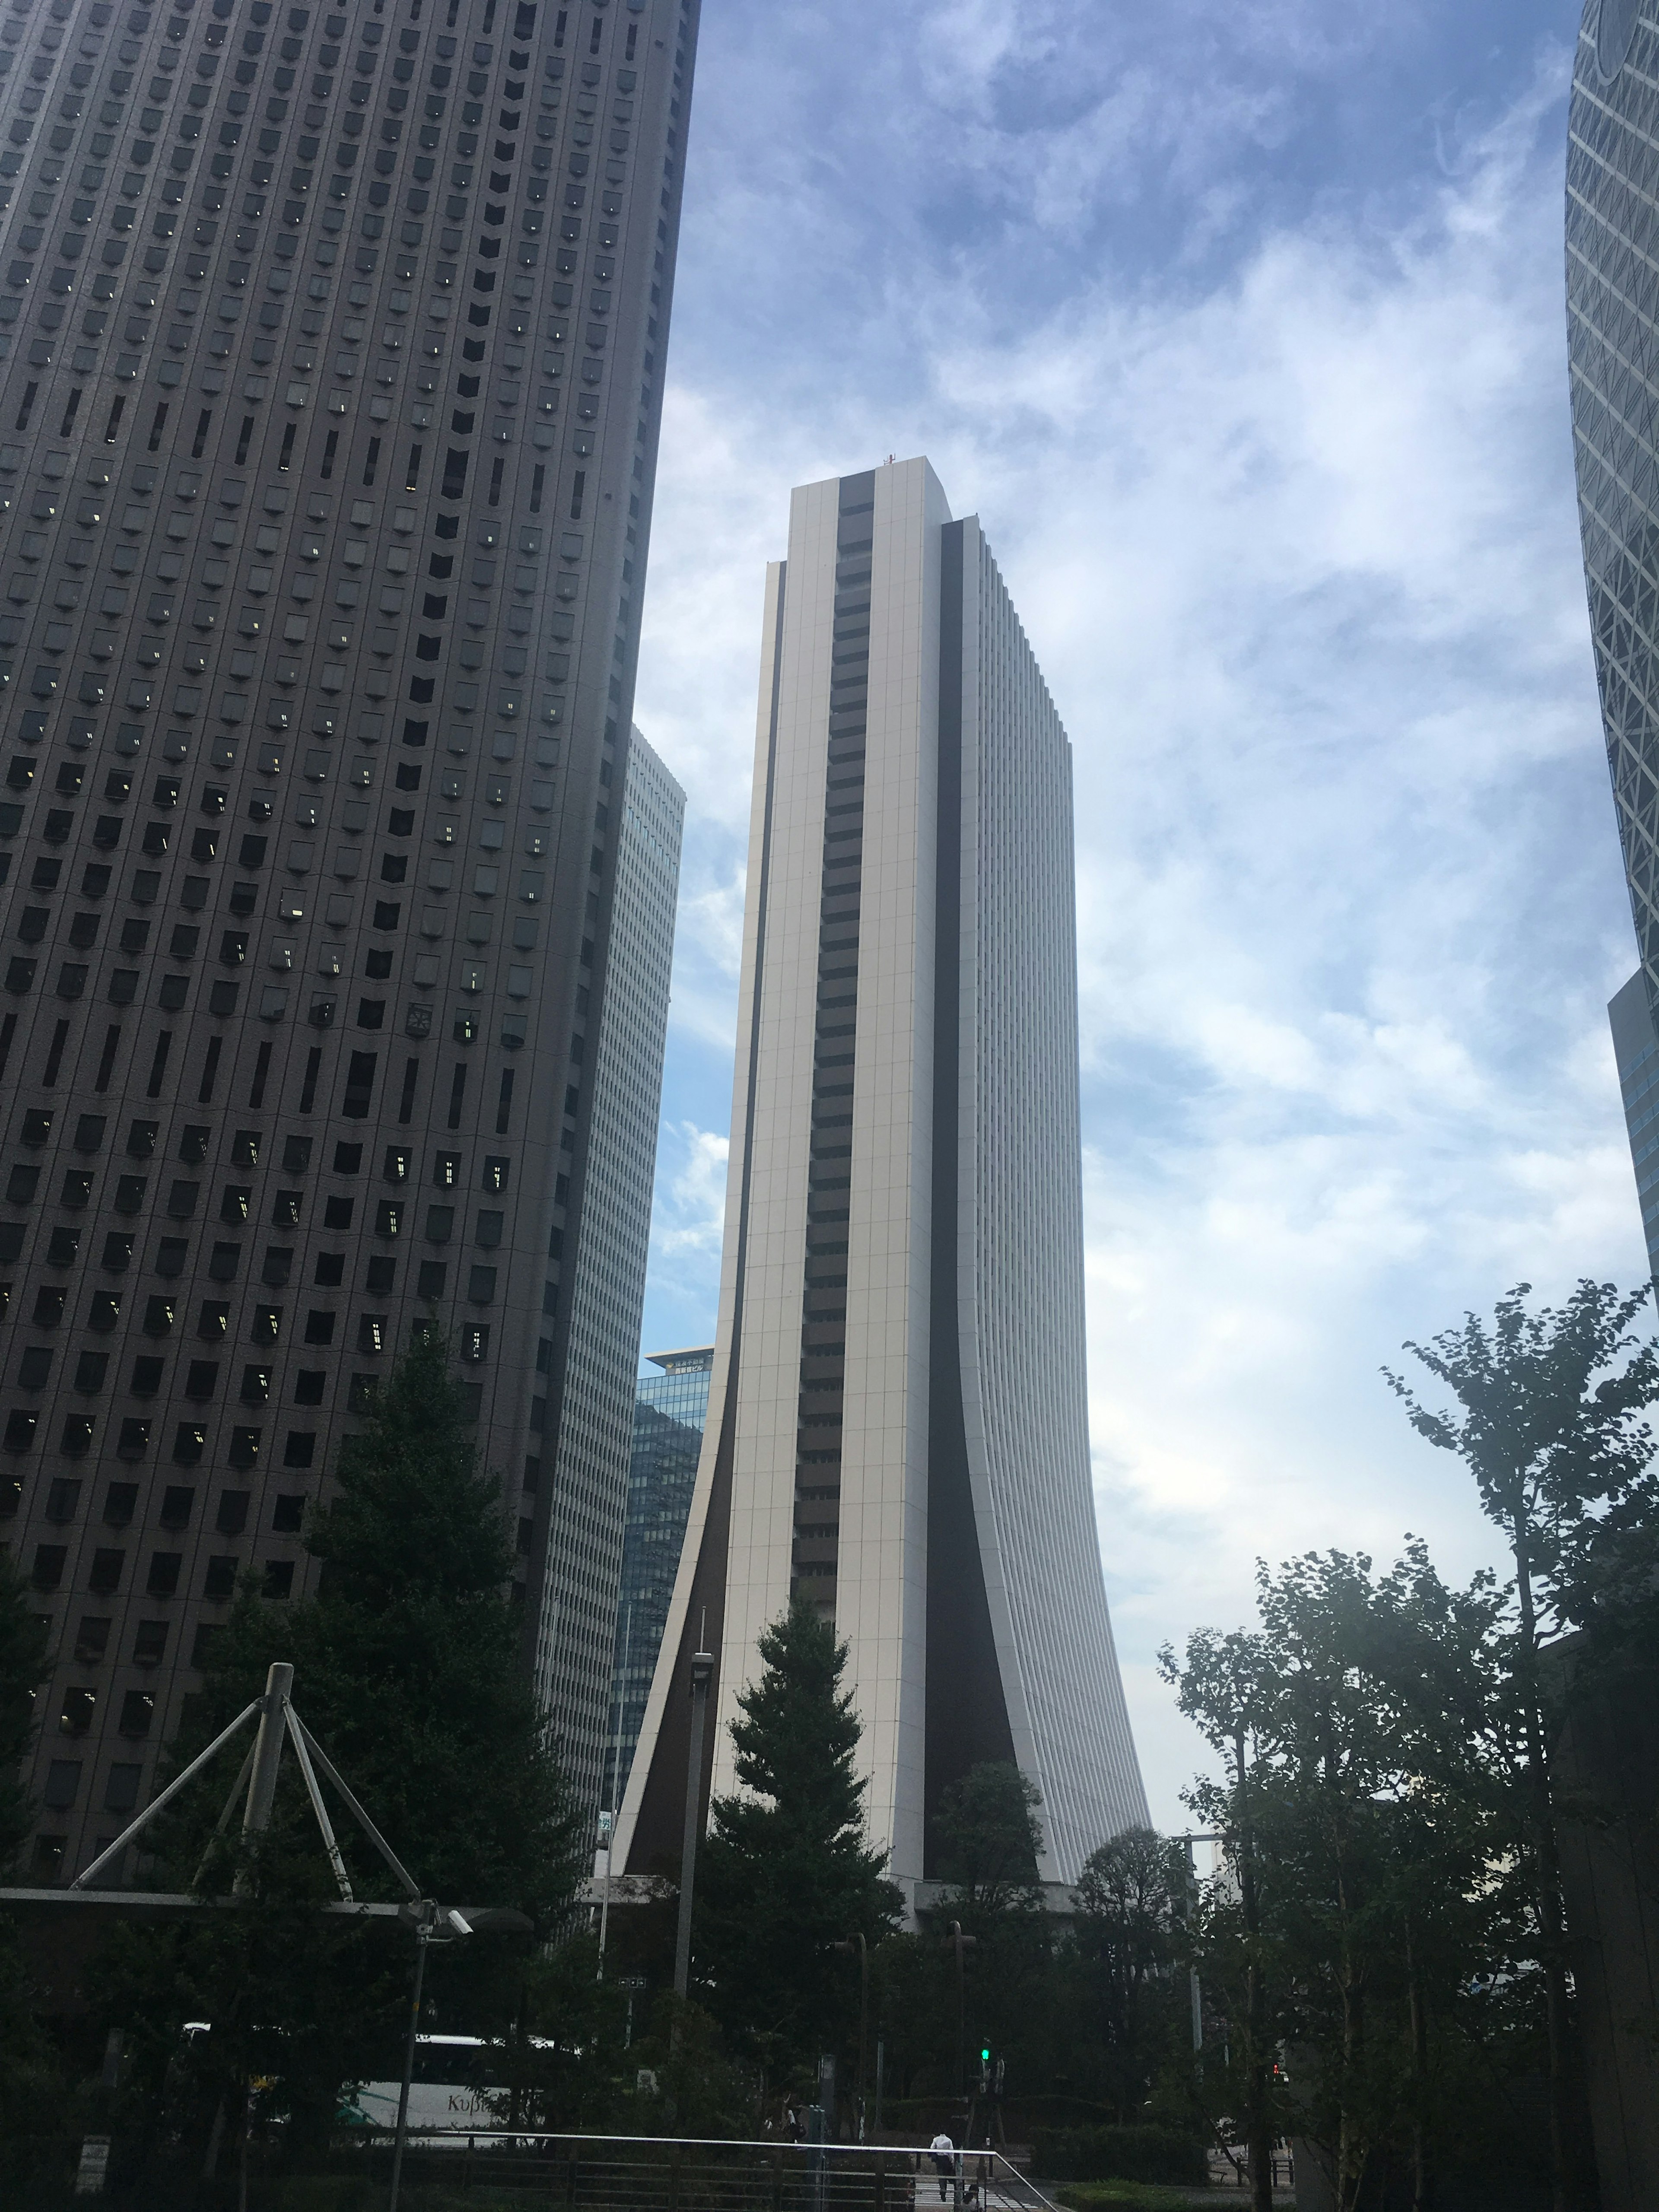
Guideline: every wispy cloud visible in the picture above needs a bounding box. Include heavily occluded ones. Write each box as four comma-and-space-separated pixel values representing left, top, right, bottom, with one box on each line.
634, 1, 1637, 1824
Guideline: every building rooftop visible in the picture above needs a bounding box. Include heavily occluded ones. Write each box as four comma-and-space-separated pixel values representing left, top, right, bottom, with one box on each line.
643, 1348, 717, 1375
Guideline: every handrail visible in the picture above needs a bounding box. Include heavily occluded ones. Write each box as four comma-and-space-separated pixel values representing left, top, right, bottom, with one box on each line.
341, 2129, 1063, 2209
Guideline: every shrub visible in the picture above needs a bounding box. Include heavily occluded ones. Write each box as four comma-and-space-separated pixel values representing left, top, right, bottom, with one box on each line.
1032, 2125, 1207, 2185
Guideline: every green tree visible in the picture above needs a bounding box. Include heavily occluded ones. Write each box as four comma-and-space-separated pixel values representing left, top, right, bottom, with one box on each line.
1386, 1279, 1659, 2212
1072, 1826, 1186, 2121
1159, 1618, 1283, 2212
1165, 1541, 1542, 2212
696, 1597, 901, 2085
934, 1762, 1043, 1917
97, 1335, 580, 2171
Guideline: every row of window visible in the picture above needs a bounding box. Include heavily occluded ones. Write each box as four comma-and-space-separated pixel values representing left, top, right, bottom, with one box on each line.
32, 1543, 297, 1600
4, 1171, 508, 1221
4, 1113, 508, 1182
4, 1233, 501, 1300
13, 1352, 367, 1401
64, 1611, 181, 1668
31, 1474, 302, 1528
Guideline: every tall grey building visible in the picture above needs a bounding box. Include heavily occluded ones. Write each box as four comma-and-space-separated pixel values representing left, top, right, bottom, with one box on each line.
615, 458, 1147, 1900
536, 721, 680, 1817
603, 1338, 709, 1814
0, 0, 701, 1880
1567, 0, 1659, 1274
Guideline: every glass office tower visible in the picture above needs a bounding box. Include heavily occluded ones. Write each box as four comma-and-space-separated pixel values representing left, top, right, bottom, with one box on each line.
1568, 0, 1659, 1273
537, 723, 681, 1817
616, 460, 1147, 1901
0, 0, 700, 1879
601, 1340, 709, 1815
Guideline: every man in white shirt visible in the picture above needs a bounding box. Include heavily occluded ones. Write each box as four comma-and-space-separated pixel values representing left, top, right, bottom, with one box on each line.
929, 2131, 956, 2203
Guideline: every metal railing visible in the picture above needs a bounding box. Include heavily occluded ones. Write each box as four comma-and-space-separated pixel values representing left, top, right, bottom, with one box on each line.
341, 2132, 1063, 2212
1207, 2145, 1296, 2190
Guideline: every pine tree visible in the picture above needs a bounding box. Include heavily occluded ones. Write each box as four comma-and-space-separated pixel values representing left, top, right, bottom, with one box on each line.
697, 1597, 901, 2075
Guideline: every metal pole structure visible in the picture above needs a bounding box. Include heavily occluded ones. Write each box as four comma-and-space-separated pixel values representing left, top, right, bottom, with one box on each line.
388, 1903, 432, 2212
672, 1644, 714, 2001
71, 1698, 260, 1890
232, 1662, 293, 1898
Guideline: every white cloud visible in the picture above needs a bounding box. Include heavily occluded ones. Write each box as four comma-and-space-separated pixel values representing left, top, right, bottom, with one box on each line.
634, 11, 1641, 1830
653, 1123, 731, 1260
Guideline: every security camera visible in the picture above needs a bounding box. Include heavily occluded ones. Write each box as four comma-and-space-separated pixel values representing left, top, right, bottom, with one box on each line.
445, 1908, 474, 1936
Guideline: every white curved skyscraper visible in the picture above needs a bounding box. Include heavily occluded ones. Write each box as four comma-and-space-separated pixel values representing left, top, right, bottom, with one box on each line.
615, 457, 1146, 1898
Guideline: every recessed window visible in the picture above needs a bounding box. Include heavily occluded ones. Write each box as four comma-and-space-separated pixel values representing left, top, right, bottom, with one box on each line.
119, 1689, 156, 1737
73, 1618, 111, 1665
203, 1556, 238, 1600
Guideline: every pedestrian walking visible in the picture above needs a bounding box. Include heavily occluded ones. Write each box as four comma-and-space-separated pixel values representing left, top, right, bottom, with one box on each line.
929, 2129, 956, 2203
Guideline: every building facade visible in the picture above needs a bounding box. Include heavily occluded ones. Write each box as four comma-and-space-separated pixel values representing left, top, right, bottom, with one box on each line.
1608, 973, 1659, 1281
0, 0, 701, 1879
536, 722, 681, 1817
602, 1340, 709, 1815
1567, 0, 1659, 1270
615, 458, 1147, 1898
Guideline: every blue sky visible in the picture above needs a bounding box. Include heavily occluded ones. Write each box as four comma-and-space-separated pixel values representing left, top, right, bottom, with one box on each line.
626, 0, 1643, 1827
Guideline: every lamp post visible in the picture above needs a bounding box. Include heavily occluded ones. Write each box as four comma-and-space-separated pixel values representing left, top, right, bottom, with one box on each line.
833, 1934, 869, 2139
1179, 1833, 1218, 2058
673, 1643, 715, 2001
942, 1922, 976, 2102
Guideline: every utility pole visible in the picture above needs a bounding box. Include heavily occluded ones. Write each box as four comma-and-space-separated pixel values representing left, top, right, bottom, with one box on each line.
673, 1638, 715, 2001
833, 1934, 869, 2139
388, 1901, 436, 2212
942, 1922, 976, 2103
1179, 1832, 1217, 2058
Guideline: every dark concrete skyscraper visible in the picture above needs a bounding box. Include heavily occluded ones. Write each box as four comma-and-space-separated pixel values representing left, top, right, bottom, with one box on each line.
1568, 0, 1659, 1274
0, 0, 699, 1880
616, 460, 1146, 1901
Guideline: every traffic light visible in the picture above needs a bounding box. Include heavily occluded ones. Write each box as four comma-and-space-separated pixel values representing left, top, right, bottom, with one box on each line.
978, 2045, 991, 2093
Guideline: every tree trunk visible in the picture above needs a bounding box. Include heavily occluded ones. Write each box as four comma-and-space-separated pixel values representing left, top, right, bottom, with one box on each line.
1404, 1915, 1430, 2212
1512, 1508, 1584, 2212
1234, 1723, 1274, 2212
1330, 1807, 1366, 2212
1337, 1933, 1364, 2212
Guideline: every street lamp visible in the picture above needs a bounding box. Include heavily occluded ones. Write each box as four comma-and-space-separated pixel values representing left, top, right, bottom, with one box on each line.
387, 1900, 531, 2212
673, 1642, 715, 2001
1179, 1833, 1218, 2058
833, 1934, 869, 2139
941, 1922, 976, 2101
